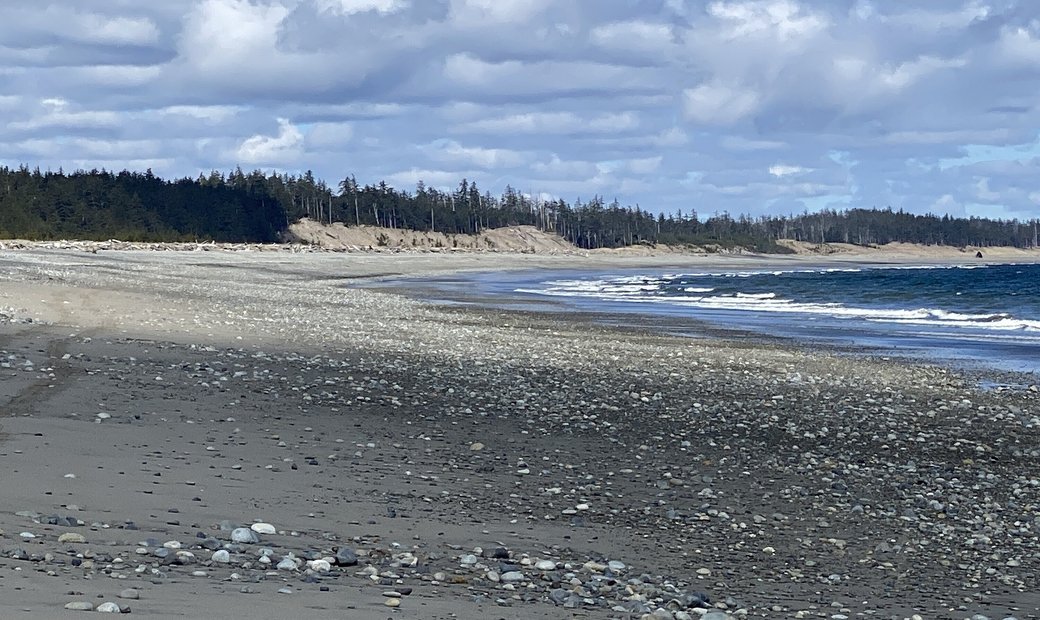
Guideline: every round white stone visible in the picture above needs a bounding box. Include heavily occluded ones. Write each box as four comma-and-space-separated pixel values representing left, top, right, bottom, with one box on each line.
250, 523, 277, 535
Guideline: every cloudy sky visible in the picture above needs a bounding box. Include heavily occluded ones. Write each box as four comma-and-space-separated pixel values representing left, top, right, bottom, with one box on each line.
2, 0, 1039, 219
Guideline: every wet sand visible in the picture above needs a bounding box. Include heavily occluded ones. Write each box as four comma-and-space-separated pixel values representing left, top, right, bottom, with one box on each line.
1, 248, 1038, 619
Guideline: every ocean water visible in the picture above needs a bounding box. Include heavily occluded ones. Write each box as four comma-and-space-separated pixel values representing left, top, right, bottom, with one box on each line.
451, 263, 1040, 375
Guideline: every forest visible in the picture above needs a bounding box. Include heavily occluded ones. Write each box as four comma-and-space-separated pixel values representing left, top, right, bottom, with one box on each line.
1, 165, 1038, 251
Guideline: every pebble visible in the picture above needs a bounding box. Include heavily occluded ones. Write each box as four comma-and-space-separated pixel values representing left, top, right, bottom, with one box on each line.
211, 550, 231, 563
385, 598, 401, 608
250, 523, 277, 535
231, 528, 259, 544
119, 589, 140, 600
335, 548, 358, 566
64, 602, 94, 611
58, 533, 86, 544
96, 602, 122, 613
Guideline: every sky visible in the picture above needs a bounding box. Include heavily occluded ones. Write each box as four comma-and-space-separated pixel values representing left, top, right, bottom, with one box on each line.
1, 0, 1039, 220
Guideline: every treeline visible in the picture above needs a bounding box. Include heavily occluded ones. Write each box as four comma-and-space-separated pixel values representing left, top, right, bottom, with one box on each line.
0, 166, 285, 242
1, 165, 1038, 251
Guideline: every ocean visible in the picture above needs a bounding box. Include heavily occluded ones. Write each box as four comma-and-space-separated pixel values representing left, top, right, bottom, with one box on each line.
423, 262, 1040, 376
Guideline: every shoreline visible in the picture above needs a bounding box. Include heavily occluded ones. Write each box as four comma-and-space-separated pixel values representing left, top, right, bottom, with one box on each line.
368, 262, 1040, 381
1, 248, 1039, 619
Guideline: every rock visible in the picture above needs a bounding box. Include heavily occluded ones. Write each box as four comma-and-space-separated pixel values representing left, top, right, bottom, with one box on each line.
307, 559, 331, 572
535, 560, 556, 570
118, 589, 140, 600
500, 571, 524, 582
335, 548, 358, 566
58, 533, 86, 544
702, 613, 735, 620
549, 589, 571, 605
211, 550, 231, 563
460, 554, 478, 565
385, 598, 401, 608
277, 557, 297, 571
470, 442, 485, 451
583, 561, 607, 572
250, 523, 276, 535
231, 528, 259, 544
64, 602, 94, 611
96, 602, 122, 613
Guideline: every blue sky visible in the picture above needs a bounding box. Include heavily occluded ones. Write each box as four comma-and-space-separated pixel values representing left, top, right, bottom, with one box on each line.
1, 0, 1039, 220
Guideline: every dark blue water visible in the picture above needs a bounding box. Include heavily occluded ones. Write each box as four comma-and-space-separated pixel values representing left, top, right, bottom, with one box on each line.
422, 263, 1040, 375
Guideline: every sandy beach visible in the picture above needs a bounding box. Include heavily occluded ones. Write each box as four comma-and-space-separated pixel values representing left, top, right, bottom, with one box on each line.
1, 246, 1038, 619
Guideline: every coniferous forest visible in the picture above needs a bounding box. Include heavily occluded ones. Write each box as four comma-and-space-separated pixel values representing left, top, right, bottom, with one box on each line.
1, 165, 1038, 251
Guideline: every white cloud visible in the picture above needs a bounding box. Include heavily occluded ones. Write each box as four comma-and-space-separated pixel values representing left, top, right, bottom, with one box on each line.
683, 82, 761, 124
998, 25, 1040, 65
159, 106, 244, 123
707, 0, 829, 42
78, 14, 161, 46
178, 0, 291, 71
423, 139, 527, 169
884, 2, 991, 31
769, 164, 807, 177
9, 100, 121, 131
878, 55, 967, 91
236, 118, 304, 164
651, 127, 689, 147
449, 0, 551, 24
721, 136, 785, 151
590, 21, 674, 54
316, 0, 408, 15
627, 156, 663, 174
460, 111, 639, 135
7, 7, 162, 47
385, 167, 471, 189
